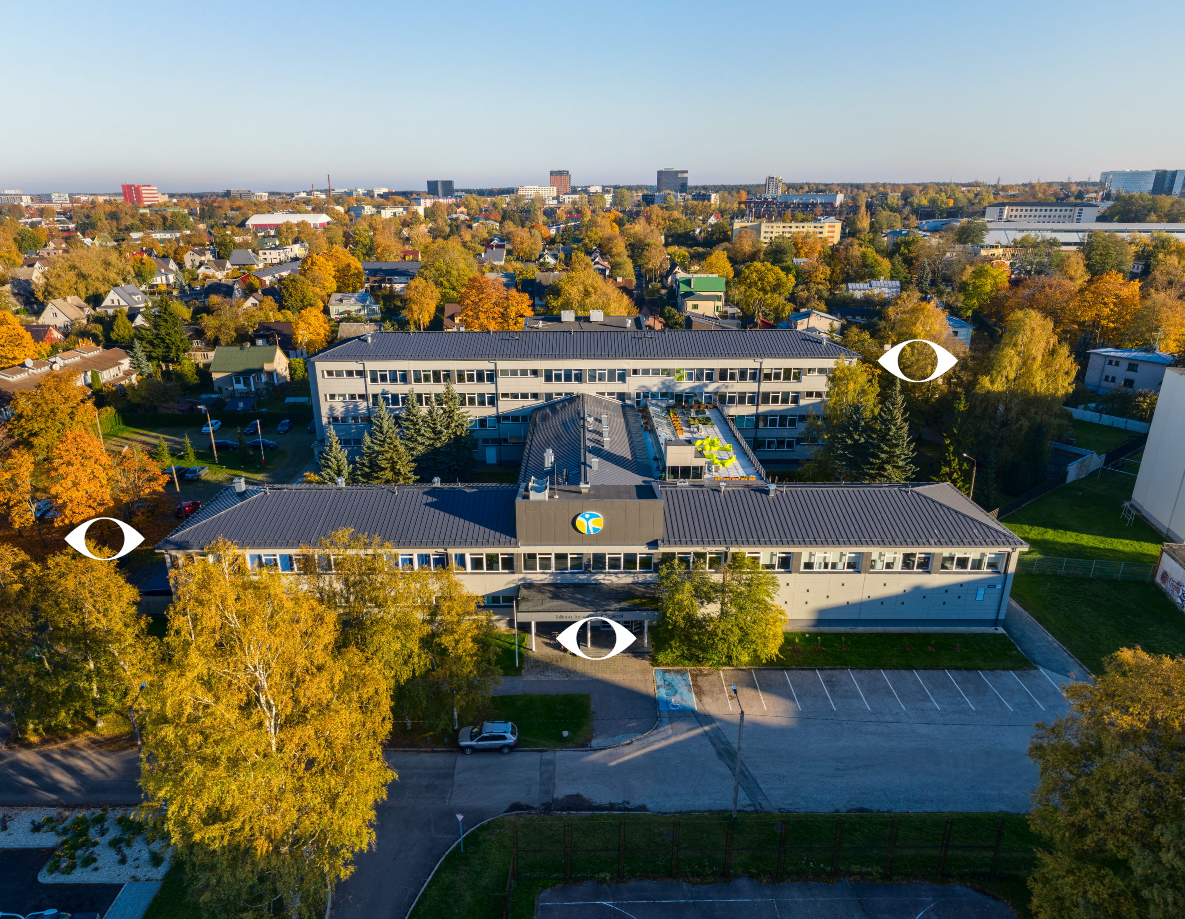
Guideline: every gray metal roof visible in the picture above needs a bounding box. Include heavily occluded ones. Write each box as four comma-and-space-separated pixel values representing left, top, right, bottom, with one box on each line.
313, 329, 857, 363
519, 394, 656, 488
659, 483, 1027, 549
158, 484, 519, 551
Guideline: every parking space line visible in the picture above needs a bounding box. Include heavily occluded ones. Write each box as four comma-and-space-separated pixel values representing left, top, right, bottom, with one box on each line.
946, 670, 975, 710
720, 671, 732, 711
1011, 671, 1044, 710
815, 670, 836, 710
848, 670, 870, 710
978, 671, 1013, 711
687, 671, 698, 711
1039, 667, 1068, 700
751, 670, 767, 711
881, 670, 906, 711
783, 672, 801, 711
914, 671, 940, 710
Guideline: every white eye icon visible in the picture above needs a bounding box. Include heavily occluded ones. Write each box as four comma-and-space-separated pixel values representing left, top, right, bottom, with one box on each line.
64, 517, 145, 561
556, 617, 637, 660
877, 339, 959, 383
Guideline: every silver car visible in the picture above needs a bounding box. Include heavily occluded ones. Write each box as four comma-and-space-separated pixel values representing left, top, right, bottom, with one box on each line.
458, 721, 518, 755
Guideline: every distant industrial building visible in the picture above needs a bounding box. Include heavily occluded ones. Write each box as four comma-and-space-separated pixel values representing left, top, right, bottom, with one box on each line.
244, 212, 332, 231
0, 190, 32, 205
517, 185, 557, 203
550, 170, 571, 195
982, 222, 1185, 247
121, 184, 161, 206
657, 168, 688, 194
1100, 169, 1185, 197
731, 218, 843, 246
426, 180, 454, 197
36, 192, 70, 205
982, 202, 1103, 223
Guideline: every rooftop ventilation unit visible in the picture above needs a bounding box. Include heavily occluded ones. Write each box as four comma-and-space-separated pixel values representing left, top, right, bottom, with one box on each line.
543, 448, 554, 469
233, 477, 246, 493
561, 310, 576, 323
432, 476, 441, 485
336, 477, 346, 487
589, 310, 603, 322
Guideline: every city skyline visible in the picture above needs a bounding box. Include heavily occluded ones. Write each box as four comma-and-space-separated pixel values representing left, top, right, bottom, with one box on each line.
4, 0, 1184, 190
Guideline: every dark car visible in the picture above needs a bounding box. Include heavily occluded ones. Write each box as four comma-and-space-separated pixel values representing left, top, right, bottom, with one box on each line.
276, 419, 293, 434
458, 721, 518, 755
162, 465, 189, 479
307, 419, 316, 433
246, 438, 278, 450
174, 500, 202, 519
210, 439, 238, 450
245, 420, 263, 435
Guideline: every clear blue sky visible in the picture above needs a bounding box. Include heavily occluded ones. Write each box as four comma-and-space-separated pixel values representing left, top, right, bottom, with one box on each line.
6, 0, 1183, 192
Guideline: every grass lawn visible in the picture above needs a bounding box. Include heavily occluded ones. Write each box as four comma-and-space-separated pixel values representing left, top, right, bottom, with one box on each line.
488, 694, 593, 749
492, 629, 528, 676
142, 863, 202, 919
765, 631, 1030, 670
408, 813, 1040, 919
1066, 418, 1137, 457
1003, 470, 1185, 674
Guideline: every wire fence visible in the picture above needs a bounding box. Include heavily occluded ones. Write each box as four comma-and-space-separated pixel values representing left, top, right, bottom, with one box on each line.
488, 815, 1037, 918
1016, 555, 1153, 581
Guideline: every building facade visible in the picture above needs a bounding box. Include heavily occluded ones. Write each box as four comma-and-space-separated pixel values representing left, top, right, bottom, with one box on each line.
516, 185, 557, 203
244, 213, 331, 232
1101, 169, 1185, 197
1132, 367, 1185, 542
426, 180, 455, 197
657, 169, 688, 194
1085, 347, 1174, 393
309, 330, 855, 464
549, 171, 571, 195
731, 219, 843, 245
764, 176, 782, 196
121, 184, 160, 206
982, 202, 1103, 223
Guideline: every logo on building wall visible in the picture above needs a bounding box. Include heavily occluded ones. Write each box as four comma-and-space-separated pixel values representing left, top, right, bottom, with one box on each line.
574, 512, 604, 535
64, 518, 145, 561
556, 617, 637, 660
878, 339, 959, 383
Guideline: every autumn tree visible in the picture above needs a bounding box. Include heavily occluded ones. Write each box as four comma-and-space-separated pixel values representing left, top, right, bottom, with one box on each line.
111, 444, 168, 520
798, 361, 881, 482
292, 305, 331, 354
277, 273, 321, 312
402, 276, 440, 330
0, 448, 39, 532
46, 432, 114, 524
546, 258, 635, 316
39, 246, 133, 302
1082, 230, 1133, 277
323, 245, 365, 292
457, 274, 534, 331
0, 549, 145, 739
879, 289, 967, 386
1075, 271, 1142, 347
1121, 290, 1185, 353
700, 250, 734, 280
142, 540, 392, 918
8, 371, 94, 459
958, 262, 1010, 317
420, 238, 477, 301
731, 261, 794, 323
1028, 648, 1185, 919
0, 310, 37, 367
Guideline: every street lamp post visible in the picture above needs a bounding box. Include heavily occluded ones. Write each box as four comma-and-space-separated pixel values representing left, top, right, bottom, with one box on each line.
197, 404, 219, 463
730, 685, 746, 818
129, 682, 146, 754
255, 417, 267, 468
962, 454, 977, 502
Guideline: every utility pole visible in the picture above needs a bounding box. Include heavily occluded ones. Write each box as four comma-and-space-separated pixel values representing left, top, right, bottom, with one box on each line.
962, 454, 977, 502
731, 685, 745, 818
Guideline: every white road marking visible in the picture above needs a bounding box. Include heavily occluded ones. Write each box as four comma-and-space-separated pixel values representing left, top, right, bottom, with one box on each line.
783, 671, 801, 711
816, 670, 836, 710
685, 669, 698, 711
848, 669, 870, 710
915, 903, 937, 919
914, 671, 940, 710
720, 671, 732, 711
946, 670, 975, 710
881, 670, 906, 711
1011, 670, 1044, 710
979, 671, 1013, 711
751, 670, 768, 711
1039, 667, 1068, 700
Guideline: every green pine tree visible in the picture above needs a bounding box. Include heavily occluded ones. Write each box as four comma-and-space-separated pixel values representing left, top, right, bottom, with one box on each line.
379, 432, 417, 484
143, 298, 191, 365
830, 399, 873, 482
152, 435, 173, 467
180, 434, 199, 465
355, 400, 398, 483
130, 339, 153, 378
977, 451, 998, 509
937, 435, 970, 493
417, 382, 476, 481
867, 379, 917, 483
398, 389, 432, 457
89, 369, 103, 391
110, 309, 136, 347
315, 427, 353, 483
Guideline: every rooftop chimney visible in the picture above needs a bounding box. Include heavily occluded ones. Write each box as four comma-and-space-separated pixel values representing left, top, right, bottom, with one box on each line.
767, 483, 777, 497
543, 447, 554, 469
233, 477, 246, 493
432, 476, 441, 485
336, 477, 346, 487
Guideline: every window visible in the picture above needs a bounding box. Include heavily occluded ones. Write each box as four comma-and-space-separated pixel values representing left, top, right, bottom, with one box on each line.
718, 367, 758, 382
802, 551, 861, 571
469, 553, 515, 572
416, 552, 448, 569
458, 392, 495, 406
733, 414, 755, 427
631, 368, 664, 377
1123, 379, 1135, 388
503, 392, 541, 401
368, 369, 407, 384
759, 414, 798, 428
544, 369, 584, 383
248, 553, 296, 571
326, 393, 365, 402
591, 553, 626, 571
499, 368, 539, 378
761, 391, 800, 405
941, 552, 999, 571
399, 554, 415, 569
1127, 362, 1139, 372
323, 369, 364, 379
666, 465, 704, 480
762, 439, 796, 451
761, 551, 793, 571
761, 368, 802, 382
802, 390, 826, 399
524, 552, 585, 572
484, 594, 516, 606
869, 552, 899, 571
900, 552, 932, 571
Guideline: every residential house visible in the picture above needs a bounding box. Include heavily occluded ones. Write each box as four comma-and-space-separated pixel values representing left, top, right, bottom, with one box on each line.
208, 343, 290, 394
228, 249, 262, 270
98, 284, 149, 315
200, 280, 242, 303
7, 264, 45, 302
946, 315, 974, 347
675, 275, 730, 319
337, 322, 379, 340
1085, 347, 1175, 393
846, 280, 902, 299
0, 346, 135, 416
185, 327, 216, 367
483, 241, 508, 265
360, 261, 420, 294
245, 261, 301, 287
443, 303, 463, 330
251, 321, 307, 359
327, 291, 379, 320
195, 259, 232, 279
23, 324, 65, 347
182, 248, 216, 269
36, 296, 91, 331
783, 309, 843, 335
257, 244, 306, 265
151, 257, 179, 288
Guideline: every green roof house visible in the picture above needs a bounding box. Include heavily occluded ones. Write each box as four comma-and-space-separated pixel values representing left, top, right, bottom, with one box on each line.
209, 343, 290, 394
675, 274, 729, 318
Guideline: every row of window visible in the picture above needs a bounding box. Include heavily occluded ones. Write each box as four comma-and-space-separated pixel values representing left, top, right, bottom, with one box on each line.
322, 366, 834, 386
523, 552, 656, 572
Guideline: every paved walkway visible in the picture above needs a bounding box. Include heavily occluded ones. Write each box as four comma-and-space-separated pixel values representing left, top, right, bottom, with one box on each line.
1003, 598, 1091, 680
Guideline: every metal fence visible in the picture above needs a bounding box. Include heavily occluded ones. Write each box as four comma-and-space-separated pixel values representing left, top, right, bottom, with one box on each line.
1017, 555, 1153, 581
487, 815, 1035, 918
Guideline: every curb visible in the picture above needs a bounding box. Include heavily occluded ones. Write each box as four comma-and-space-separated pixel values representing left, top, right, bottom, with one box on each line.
1005, 598, 1094, 681
401, 813, 503, 919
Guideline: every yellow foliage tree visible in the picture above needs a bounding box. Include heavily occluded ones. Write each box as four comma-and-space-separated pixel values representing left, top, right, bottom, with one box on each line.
1121, 290, 1185, 353
457, 274, 534, 331
8, 371, 94, 459
45, 432, 113, 525
547, 260, 635, 316
0, 448, 38, 530
700, 250, 734, 280
402, 277, 440, 330
0, 310, 36, 367
292, 306, 331, 354
111, 444, 168, 520
1075, 271, 1142, 346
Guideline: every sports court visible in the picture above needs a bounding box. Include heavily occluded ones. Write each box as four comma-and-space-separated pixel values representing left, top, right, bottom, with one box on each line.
537, 878, 1018, 918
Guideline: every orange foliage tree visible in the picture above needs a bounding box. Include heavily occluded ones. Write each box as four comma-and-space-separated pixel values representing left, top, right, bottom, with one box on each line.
0, 310, 37, 368
1075, 271, 1142, 346
457, 275, 534, 331
0, 448, 38, 530
292, 306, 331, 354
111, 444, 168, 520
45, 432, 114, 525
8, 372, 94, 459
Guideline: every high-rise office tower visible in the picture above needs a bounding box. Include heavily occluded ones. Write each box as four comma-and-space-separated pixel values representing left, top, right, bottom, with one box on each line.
426, 180, 454, 197
121, 184, 160, 205
549, 170, 571, 195
764, 176, 783, 196
657, 168, 688, 194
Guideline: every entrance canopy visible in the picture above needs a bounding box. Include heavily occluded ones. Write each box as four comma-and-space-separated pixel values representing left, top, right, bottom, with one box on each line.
515, 582, 659, 622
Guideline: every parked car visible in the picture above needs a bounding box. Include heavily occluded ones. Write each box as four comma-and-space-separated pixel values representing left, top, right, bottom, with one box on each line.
245, 438, 277, 450
458, 721, 518, 755
307, 419, 316, 433
210, 439, 238, 450
174, 500, 202, 519
162, 465, 189, 478
201, 419, 222, 434
34, 499, 61, 521
245, 420, 262, 435
184, 466, 210, 480
276, 419, 293, 434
